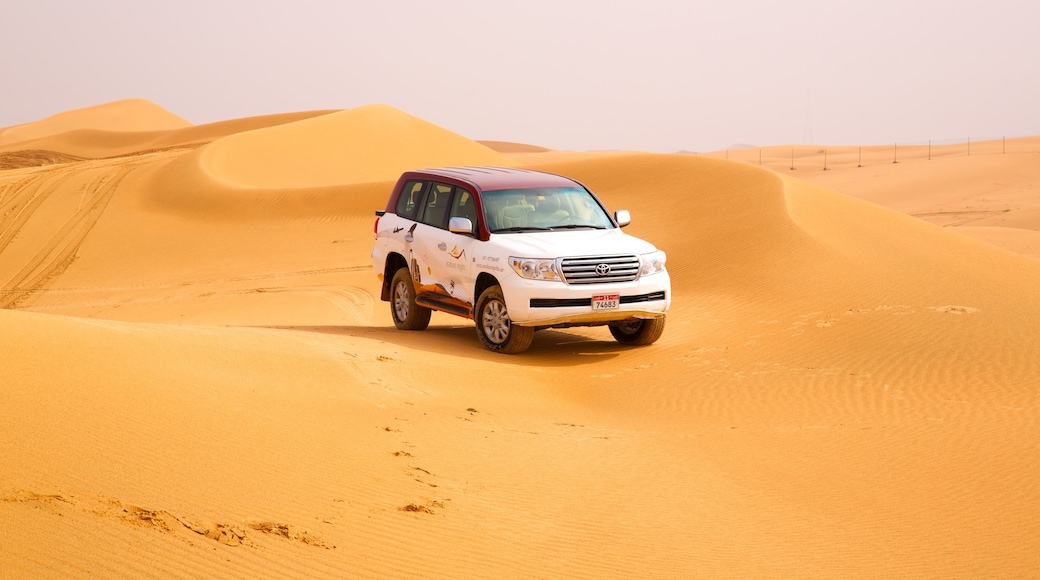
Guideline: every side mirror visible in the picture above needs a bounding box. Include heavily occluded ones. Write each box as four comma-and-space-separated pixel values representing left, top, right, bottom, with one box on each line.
449, 216, 474, 235
614, 210, 631, 228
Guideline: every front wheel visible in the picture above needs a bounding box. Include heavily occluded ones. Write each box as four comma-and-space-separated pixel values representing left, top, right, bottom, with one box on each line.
390, 268, 431, 330
608, 318, 666, 346
475, 285, 534, 354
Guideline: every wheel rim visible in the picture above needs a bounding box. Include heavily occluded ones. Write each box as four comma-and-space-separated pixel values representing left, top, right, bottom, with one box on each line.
616, 321, 642, 335
482, 299, 511, 344
393, 281, 410, 321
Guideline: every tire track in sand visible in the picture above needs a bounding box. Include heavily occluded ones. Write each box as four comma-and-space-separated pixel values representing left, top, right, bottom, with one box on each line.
5, 265, 371, 296
0, 172, 74, 254
0, 164, 138, 308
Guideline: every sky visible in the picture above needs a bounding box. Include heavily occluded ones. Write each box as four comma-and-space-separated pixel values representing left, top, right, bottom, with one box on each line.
2, 0, 1038, 152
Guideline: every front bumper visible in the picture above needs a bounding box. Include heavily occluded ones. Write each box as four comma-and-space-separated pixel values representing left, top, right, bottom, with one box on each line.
501, 272, 671, 327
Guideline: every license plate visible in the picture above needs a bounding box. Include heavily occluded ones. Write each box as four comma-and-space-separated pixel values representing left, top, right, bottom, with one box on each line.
592, 294, 620, 310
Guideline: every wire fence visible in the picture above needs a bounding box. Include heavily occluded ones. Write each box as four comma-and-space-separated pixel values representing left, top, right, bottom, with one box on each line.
702, 136, 1040, 172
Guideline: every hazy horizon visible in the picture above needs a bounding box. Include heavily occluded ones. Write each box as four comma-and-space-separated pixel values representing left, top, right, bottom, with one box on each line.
3, 0, 1038, 152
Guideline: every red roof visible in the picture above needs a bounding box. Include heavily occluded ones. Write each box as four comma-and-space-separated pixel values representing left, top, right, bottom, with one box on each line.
404, 166, 580, 191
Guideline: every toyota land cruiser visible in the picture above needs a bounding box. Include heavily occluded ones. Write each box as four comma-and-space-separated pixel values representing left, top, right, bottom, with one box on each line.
372, 167, 670, 353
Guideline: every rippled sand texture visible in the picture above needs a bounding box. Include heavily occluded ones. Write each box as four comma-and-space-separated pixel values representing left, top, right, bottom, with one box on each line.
2, 100, 1038, 579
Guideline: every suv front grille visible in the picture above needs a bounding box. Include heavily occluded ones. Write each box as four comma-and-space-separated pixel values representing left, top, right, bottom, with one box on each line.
559, 255, 640, 284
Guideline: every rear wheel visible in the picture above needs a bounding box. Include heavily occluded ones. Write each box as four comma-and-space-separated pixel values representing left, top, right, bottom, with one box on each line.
475, 285, 534, 354
608, 318, 666, 345
390, 268, 431, 330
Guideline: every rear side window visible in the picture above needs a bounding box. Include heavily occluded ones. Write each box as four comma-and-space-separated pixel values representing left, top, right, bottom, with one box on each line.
395, 180, 425, 219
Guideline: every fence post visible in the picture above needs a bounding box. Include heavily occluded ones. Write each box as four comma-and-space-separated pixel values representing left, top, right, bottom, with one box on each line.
823, 149, 828, 171
790, 148, 796, 171
858, 146, 862, 168
893, 143, 898, 164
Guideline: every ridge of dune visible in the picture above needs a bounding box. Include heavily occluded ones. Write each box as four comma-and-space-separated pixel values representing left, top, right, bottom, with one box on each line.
954, 225, 1040, 260
477, 139, 554, 153
198, 104, 515, 188
0, 99, 192, 147
0, 110, 340, 161
524, 153, 809, 291
714, 137, 1040, 259
800, 148, 1040, 260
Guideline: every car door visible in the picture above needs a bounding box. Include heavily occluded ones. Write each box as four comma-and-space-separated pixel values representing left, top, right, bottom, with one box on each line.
440, 187, 480, 309
410, 182, 478, 317
389, 178, 427, 278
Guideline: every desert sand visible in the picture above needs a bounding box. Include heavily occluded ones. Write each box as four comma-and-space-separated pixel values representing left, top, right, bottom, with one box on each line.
702, 139, 1040, 261
1, 100, 1038, 579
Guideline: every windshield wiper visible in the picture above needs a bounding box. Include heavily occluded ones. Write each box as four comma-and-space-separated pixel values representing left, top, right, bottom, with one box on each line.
549, 224, 607, 230
491, 226, 553, 233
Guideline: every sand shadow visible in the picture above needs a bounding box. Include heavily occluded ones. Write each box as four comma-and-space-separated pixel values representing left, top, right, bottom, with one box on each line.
266, 323, 630, 367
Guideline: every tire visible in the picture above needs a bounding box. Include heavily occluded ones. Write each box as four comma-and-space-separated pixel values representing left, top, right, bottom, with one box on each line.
475, 285, 534, 354
390, 268, 431, 330
608, 317, 666, 346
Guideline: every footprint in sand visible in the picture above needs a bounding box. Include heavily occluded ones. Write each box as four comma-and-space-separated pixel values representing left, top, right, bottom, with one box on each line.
929, 305, 980, 314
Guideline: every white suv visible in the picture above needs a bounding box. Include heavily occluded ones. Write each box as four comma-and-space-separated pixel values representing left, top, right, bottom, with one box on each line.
372, 167, 670, 353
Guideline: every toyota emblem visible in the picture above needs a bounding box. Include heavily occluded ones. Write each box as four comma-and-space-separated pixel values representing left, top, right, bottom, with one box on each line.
595, 263, 611, 276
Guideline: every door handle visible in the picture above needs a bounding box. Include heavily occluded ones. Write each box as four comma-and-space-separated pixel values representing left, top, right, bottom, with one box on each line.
437, 242, 447, 251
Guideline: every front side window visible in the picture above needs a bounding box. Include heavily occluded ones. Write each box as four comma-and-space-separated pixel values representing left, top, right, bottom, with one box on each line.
419, 182, 454, 229
449, 188, 479, 235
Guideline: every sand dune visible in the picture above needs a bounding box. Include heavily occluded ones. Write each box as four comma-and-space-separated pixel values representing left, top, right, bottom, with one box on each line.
699, 138, 1040, 260
0, 108, 340, 161
477, 139, 554, 153
2, 102, 1039, 578
0, 99, 192, 147
956, 225, 1040, 259
199, 104, 515, 188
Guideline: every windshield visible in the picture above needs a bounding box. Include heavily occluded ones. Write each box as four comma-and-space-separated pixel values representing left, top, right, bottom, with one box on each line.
482, 187, 615, 233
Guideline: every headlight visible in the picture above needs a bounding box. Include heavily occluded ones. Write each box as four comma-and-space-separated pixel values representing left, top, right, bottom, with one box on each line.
509, 257, 560, 281
640, 250, 667, 276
